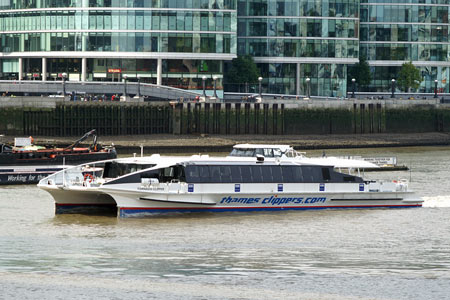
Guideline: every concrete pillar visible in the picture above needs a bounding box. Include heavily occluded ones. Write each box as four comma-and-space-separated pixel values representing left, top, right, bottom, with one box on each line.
296, 63, 301, 95
42, 57, 47, 81
81, 57, 87, 81
157, 58, 162, 86
18, 58, 23, 81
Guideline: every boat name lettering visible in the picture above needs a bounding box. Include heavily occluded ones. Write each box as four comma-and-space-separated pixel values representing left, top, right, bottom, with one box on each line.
220, 196, 326, 205
138, 186, 165, 191
6, 174, 46, 183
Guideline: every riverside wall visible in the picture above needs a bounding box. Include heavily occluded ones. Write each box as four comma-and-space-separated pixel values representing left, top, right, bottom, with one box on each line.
1, 97, 450, 137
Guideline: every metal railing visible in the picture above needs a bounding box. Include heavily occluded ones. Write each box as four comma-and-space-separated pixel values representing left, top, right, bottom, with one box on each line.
0, 80, 202, 100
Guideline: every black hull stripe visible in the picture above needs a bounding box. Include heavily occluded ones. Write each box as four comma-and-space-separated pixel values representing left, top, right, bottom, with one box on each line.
139, 197, 217, 206
331, 198, 403, 201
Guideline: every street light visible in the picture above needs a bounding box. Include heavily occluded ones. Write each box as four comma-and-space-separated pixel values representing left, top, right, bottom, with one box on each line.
306, 77, 311, 98
137, 75, 141, 98
351, 78, 356, 98
258, 76, 263, 100
391, 79, 396, 98
213, 75, 218, 99
434, 79, 438, 98
123, 74, 128, 97
202, 75, 207, 98
62, 72, 67, 96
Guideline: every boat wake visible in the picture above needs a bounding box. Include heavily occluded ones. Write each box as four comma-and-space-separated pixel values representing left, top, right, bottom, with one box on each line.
422, 196, 450, 208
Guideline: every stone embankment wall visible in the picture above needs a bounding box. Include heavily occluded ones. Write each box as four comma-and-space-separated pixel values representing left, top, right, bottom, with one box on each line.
0, 97, 449, 136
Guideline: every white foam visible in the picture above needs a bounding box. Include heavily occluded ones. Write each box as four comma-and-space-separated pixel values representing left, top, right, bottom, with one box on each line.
422, 195, 450, 208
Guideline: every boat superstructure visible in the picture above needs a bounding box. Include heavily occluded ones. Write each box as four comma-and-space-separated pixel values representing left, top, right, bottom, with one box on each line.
229, 144, 379, 170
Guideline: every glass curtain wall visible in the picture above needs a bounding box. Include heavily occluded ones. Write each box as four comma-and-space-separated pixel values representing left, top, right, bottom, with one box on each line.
236, 0, 359, 96
360, 1, 450, 93
0, 0, 237, 89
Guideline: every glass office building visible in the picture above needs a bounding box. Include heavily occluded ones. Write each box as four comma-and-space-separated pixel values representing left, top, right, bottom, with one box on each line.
360, 1, 450, 93
0, 0, 237, 90
1, 1, 449, 96
237, 0, 360, 96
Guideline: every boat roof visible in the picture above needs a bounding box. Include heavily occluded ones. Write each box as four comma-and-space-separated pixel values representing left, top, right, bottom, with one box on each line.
233, 144, 292, 152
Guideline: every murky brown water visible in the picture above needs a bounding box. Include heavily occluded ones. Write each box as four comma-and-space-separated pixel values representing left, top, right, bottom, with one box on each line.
1, 146, 450, 299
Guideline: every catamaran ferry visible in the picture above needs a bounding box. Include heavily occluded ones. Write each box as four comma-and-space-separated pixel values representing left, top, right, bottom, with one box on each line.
38, 152, 422, 218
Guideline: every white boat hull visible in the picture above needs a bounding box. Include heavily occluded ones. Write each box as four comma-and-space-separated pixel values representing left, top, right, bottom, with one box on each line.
99, 183, 422, 217
40, 185, 116, 214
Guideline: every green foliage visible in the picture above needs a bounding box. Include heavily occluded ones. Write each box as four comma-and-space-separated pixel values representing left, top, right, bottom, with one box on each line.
224, 55, 260, 84
397, 62, 422, 92
348, 55, 372, 88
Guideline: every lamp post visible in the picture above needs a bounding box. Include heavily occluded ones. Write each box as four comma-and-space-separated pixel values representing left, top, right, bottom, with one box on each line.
258, 76, 263, 100
123, 74, 128, 97
391, 79, 396, 98
351, 78, 356, 98
137, 74, 141, 98
62, 72, 67, 96
306, 77, 311, 98
213, 75, 218, 99
202, 75, 207, 98
434, 79, 438, 98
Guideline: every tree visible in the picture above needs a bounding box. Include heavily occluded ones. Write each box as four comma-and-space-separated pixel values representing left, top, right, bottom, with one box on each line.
224, 55, 260, 89
348, 55, 372, 89
397, 61, 422, 92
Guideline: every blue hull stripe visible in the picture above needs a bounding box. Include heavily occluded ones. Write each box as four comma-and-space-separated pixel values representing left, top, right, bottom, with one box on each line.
119, 204, 422, 217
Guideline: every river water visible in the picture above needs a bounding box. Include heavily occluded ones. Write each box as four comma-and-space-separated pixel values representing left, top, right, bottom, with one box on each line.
1, 146, 449, 300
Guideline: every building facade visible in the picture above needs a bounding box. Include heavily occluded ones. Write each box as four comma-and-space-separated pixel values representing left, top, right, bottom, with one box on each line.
360, 0, 450, 93
0, 1, 449, 96
0, 0, 237, 91
236, 0, 360, 97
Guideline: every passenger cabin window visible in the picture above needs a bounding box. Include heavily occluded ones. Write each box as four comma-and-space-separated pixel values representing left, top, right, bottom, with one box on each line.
322, 168, 331, 181
103, 162, 155, 178
183, 165, 362, 184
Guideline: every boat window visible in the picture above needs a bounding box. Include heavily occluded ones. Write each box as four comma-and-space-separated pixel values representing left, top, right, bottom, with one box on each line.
273, 149, 282, 157
251, 165, 263, 183
228, 149, 241, 156
158, 167, 176, 182
343, 176, 357, 182
164, 167, 174, 177
263, 148, 274, 157
199, 166, 211, 183
271, 165, 282, 181
301, 167, 315, 183
281, 166, 295, 183
140, 169, 160, 179
219, 166, 232, 183
186, 165, 200, 182
240, 165, 252, 183
229, 148, 255, 157
255, 148, 264, 156
285, 150, 294, 158
291, 166, 303, 182
322, 168, 331, 181
210, 166, 221, 180
231, 165, 242, 182
183, 164, 363, 184
261, 165, 273, 182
